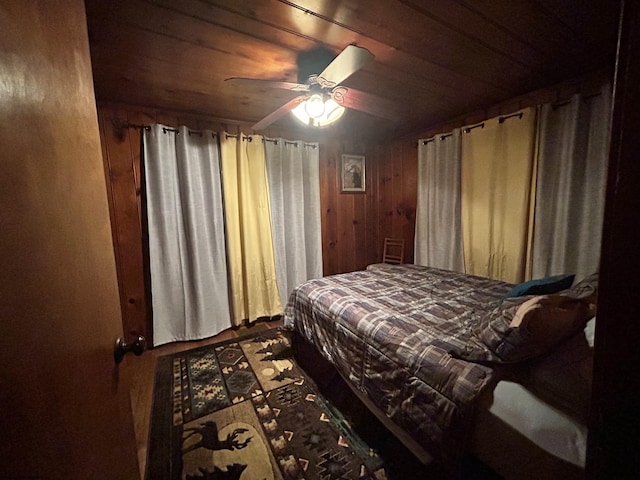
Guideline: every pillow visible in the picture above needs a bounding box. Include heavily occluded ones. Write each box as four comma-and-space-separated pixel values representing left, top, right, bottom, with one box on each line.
503, 274, 575, 298
584, 314, 596, 347
461, 294, 595, 363
505, 295, 595, 360
563, 272, 598, 304
454, 274, 599, 364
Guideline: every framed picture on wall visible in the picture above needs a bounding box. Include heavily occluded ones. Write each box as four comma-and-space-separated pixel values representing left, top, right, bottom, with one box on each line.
341, 154, 366, 193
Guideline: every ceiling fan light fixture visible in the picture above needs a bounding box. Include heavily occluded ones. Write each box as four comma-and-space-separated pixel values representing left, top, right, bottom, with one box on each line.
292, 97, 345, 127
241, 45, 374, 130
304, 93, 326, 118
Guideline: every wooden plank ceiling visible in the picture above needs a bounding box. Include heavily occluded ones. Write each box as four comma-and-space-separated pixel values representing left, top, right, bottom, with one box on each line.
85, 0, 619, 139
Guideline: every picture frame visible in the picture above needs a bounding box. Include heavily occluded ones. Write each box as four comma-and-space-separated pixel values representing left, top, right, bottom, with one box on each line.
341, 154, 366, 193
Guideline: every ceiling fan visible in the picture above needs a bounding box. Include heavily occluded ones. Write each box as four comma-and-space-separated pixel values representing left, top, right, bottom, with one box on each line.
225, 44, 397, 130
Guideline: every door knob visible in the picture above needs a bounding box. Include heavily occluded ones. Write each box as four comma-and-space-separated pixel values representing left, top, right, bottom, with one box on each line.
114, 335, 146, 365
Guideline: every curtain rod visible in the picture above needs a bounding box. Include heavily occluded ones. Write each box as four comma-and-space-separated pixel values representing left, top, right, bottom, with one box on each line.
420, 88, 606, 145
421, 132, 454, 144
119, 122, 150, 130
224, 133, 253, 141
552, 91, 602, 109
263, 137, 318, 148
463, 122, 485, 134
111, 120, 218, 137
112, 120, 316, 147
421, 113, 522, 144
498, 112, 523, 124
161, 127, 217, 138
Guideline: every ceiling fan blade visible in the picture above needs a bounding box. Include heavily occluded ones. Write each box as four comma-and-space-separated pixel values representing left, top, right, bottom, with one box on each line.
318, 45, 374, 86
225, 77, 309, 92
253, 96, 306, 131
335, 87, 401, 121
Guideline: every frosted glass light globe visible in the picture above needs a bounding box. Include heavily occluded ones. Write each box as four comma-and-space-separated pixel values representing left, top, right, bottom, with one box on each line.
291, 98, 345, 127
304, 94, 325, 118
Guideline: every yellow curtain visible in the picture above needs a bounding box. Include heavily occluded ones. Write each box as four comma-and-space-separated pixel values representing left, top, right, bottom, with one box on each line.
461, 108, 536, 283
219, 133, 282, 325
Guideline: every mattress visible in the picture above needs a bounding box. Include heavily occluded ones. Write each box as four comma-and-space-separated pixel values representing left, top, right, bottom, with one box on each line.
486, 381, 587, 466
471, 380, 587, 479
471, 319, 596, 476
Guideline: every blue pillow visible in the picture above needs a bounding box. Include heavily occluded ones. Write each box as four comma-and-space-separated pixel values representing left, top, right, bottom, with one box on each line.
504, 274, 575, 298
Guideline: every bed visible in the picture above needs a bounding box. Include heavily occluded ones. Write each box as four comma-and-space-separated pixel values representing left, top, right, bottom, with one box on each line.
283, 264, 597, 478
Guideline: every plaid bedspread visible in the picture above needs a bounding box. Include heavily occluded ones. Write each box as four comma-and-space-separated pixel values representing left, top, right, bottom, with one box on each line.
284, 264, 513, 464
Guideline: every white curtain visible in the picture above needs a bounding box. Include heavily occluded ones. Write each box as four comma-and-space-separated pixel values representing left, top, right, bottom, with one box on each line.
531, 86, 611, 280
143, 125, 231, 346
414, 129, 464, 271
264, 138, 323, 306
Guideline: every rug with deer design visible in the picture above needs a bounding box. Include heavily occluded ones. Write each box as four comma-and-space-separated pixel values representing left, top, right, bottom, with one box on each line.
146, 329, 386, 480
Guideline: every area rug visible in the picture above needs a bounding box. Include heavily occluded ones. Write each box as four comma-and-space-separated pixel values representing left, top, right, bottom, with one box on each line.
146, 328, 387, 480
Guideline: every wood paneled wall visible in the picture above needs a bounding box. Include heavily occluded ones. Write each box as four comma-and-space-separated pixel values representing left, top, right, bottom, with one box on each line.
319, 139, 416, 275
97, 102, 414, 343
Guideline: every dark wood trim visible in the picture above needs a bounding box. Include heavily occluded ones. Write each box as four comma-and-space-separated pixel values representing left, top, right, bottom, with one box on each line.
586, 0, 640, 477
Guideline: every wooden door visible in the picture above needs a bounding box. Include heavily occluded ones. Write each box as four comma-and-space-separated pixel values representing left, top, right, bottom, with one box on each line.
0, 1, 140, 479
586, 0, 640, 477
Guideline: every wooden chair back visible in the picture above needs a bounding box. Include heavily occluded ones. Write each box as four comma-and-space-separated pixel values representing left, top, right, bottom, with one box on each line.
382, 237, 405, 264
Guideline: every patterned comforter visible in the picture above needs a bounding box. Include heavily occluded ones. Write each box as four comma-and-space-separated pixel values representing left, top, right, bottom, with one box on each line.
283, 264, 514, 464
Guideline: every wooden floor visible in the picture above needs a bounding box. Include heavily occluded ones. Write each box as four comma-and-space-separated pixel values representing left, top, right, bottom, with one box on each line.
127, 317, 283, 480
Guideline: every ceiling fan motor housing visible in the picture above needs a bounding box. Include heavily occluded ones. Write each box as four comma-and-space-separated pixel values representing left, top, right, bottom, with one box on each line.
296, 46, 337, 84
